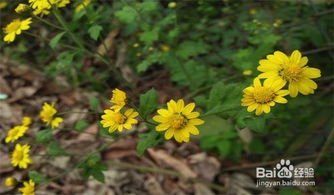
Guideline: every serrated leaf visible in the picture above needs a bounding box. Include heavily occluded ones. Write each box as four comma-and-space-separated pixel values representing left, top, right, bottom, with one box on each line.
138, 89, 158, 119
36, 129, 52, 144
49, 32, 66, 49
47, 142, 66, 156
29, 171, 48, 183
115, 6, 138, 23
139, 30, 159, 45
74, 120, 89, 132
217, 140, 231, 158
88, 25, 103, 40
89, 96, 99, 111
136, 131, 163, 156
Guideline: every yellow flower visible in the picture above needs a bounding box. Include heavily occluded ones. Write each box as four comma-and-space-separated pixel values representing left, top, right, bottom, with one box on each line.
5, 126, 28, 143
241, 77, 289, 115
153, 99, 205, 143
22, 116, 32, 126
3, 18, 32, 43
257, 50, 321, 97
249, 8, 257, 15
39, 102, 63, 128
273, 19, 283, 27
110, 88, 127, 111
243, 70, 253, 76
100, 109, 138, 133
11, 144, 32, 169
133, 43, 140, 48
75, 0, 91, 12
15, 4, 30, 13
168, 2, 177, 8
0, 1, 7, 9
160, 45, 170, 52
29, 0, 70, 15
5, 177, 16, 187
19, 180, 35, 195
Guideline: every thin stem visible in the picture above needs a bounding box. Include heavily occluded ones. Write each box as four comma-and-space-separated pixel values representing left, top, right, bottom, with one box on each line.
57, 111, 101, 116
314, 127, 334, 166
33, 15, 64, 30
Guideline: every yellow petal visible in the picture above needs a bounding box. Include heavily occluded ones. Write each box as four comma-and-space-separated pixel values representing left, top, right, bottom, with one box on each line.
188, 118, 204, 125
255, 105, 263, 115
298, 56, 308, 67
303, 67, 321, 79
290, 50, 302, 64
167, 100, 177, 113
187, 125, 200, 135
182, 103, 195, 115
288, 83, 298, 97
156, 123, 169, 131
165, 129, 174, 139
247, 104, 257, 112
157, 109, 171, 117
253, 77, 262, 88
153, 115, 168, 123
176, 99, 185, 112
263, 104, 271, 113
185, 112, 200, 119
274, 96, 288, 103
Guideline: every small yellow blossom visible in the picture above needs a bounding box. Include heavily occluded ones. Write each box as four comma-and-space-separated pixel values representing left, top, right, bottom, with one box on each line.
0, 1, 7, 9
19, 180, 35, 195
160, 45, 170, 52
29, 0, 70, 15
5, 177, 16, 187
110, 88, 127, 111
15, 4, 30, 13
168, 2, 177, 8
11, 144, 32, 169
22, 116, 32, 126
153, 99, 205, 143
273, 19, 283, 27
100, 109, 138, 133
75, 0, 91, 12
3, 18, 32, 43
39, 102, 63, 128
249, 8, 257, 15
243, 70, 253, 76
133, 43, 140, 48
257, 50, 321, 97
5, 126, 28, 143
241, 77, 289, 115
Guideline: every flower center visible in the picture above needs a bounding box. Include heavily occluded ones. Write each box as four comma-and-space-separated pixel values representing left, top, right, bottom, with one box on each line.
14, 151, 24, 161
253, 87, 275, 104
115, 113, 126, 124
6, 21, 21, 33
279, 65, 302, 82
171, 114, 187, 129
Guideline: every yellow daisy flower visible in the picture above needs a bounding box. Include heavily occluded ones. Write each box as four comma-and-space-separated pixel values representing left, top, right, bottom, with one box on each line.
110, 88, 127, 111
29, 0, 70, 15
75, 0, 91, 12
19, 180, 35, 195
5, 126, 28, 143
100, 108, 138, 133
152, 99, 205, 143
39, 102, 63, 128
22, 116, 32, 126
241, 77, 289, 115
3, 18, 32, 43
5, 177, 16, 187
257, 50, 321, 97
15, 4, 30, 13
11, 144, 32, 169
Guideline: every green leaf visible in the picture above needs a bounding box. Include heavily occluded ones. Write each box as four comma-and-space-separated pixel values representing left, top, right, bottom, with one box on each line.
47, 142, 66, 156
88, 25, 103, 40
36, 129, 52, 144
139, 30, 159, 45
74, 120, 89, 132
29, 171, 48, 183
115, 6, 138, 23
175, 41, 209, 59
79, 155, 107, 183
137, 52, 160, 72
49, 32, 66, 49
138, 89, 159, 119
245, 117, 267, 134
217, 140, 231, 158
89, 96, 100, 111
136, 130, 163, 156
200, 136, 221, 149
249, 138, 266, 154
91, 169, 105, 183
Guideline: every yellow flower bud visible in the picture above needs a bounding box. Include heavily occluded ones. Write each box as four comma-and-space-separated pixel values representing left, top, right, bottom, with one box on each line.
15, 4, 30, 13
5, 177, 16, 187
168, 2, 177, 8
160, 45, 170, 52
243, 70, 253, 76
22, 116, 32, 126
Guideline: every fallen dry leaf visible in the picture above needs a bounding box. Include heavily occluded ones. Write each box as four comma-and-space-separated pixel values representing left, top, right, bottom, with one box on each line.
148, 149, 197, 178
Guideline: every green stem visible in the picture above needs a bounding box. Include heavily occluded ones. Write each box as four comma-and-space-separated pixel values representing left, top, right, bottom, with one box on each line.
33, 15, 64, 30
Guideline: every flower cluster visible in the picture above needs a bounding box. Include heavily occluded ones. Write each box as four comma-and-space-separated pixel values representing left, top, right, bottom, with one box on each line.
2, 0, 71, 43
242, 50, 321, 115
100, 89, 205, 143
101, 89, 139, 133
39, 102, 63, 128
